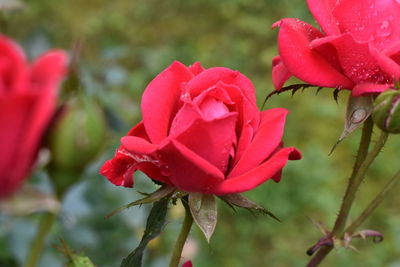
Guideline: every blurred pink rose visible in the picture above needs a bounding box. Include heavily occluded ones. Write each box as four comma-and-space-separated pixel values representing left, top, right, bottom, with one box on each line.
101, 61, 300, 195
273, 0, 400, 96
0, 36, 67, 198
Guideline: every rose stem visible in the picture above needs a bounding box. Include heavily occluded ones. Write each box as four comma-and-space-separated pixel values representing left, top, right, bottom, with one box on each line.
345, 168, 400, 234
24, 212, 57, 267
169, 199, 193, 267
308, 118, 389, 266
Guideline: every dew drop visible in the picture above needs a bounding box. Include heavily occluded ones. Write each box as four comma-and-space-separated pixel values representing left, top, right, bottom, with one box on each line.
377, 20, 392, 37
351, 109, 367, 123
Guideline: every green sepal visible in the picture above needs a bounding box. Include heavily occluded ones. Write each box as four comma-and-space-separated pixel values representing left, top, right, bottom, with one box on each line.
105, 185, 175, 219
220, 194, 280, 221
188, 193, 217, 243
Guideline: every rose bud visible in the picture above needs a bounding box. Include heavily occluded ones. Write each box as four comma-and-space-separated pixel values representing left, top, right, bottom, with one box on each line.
372, 89, 400, 133
47, 96, 106, 192
272, 0, 400, 96
0, 36, 66, 199
100, 61, 301, 195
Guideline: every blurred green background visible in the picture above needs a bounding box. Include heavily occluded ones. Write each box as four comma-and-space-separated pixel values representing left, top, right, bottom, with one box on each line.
1, 0, 400, 266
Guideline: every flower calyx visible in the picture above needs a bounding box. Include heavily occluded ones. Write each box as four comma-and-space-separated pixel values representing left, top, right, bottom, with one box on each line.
220, 193, 280, 221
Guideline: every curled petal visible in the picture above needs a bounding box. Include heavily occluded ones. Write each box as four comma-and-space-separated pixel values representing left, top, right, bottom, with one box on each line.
141, 61, 194, 144
352, 82, 391, 96
229, 108, 288, 178
158, 140, 224, 193
274, 18, 353, 89
186, 67, 257, 105
174, 110, 238, 173
121, 136, 158, 155
312, 34, 393, 84
272, 56, 292, 90
211, 147, 301, 195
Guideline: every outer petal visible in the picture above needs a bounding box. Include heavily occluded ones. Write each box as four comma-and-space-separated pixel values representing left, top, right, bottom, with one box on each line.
272, 56, 292, 90
100, 122, 171, 187
311, 34, 393, 84
352, 82, 391, 96
158, 139, 224, 193
210, 147, 301, 195
274, 18, 353, 89
306, 0, 340, 35
228, 108, 287, 178
25, 51, 67, 151
0, 36, 26, 94
141, 61, 194, 144
0, 95, 37, 198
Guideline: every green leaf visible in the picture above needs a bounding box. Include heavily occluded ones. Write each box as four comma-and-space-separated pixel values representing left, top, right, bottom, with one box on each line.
120, 197, 169, 267
220, 194, 280, 221
330, 95, 373, 154
105, 185, 175, 219
188, 193, 217, 243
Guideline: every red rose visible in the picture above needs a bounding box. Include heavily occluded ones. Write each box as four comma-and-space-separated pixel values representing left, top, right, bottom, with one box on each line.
0, 36, 67, 198
101, 61, 300, 195
272, 0, 400, 96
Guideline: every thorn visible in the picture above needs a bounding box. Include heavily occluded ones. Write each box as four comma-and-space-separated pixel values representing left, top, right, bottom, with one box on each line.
333, 89, 340, 103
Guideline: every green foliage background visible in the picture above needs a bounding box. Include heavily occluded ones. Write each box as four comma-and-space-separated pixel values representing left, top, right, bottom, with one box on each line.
1, 0, 400, 266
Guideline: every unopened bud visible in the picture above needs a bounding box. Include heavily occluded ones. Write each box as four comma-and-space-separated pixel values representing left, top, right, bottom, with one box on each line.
47, 96, 106, 192
372, 89, 400, 134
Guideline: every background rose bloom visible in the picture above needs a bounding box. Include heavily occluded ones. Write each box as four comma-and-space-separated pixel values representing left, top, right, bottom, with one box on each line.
0, 36, 66, 198
101, 61, 300, 195
272, 0, 400, 96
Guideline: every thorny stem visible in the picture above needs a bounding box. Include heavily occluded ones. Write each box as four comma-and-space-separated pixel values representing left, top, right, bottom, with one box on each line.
169, 199, 193, 267
346, 169, 400, 234
24, 212, 57, 267
308, 119, 389, 267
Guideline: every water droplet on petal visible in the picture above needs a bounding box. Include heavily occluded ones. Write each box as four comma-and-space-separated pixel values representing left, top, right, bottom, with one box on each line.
377, 20, 392, 37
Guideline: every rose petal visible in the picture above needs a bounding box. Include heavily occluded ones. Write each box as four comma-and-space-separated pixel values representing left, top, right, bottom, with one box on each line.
141, 61, 194, 144
307, 0, 340, 35
274, 18, 353, 89
189, 62, 205, 75
210, 147, 301, 195
352, 82, 391, 96
100, 122, 171, 187
0, 36, 26, 94
158, 139, 224, 193
369, 44, 400, 80
312, 33, 392, 84
228, 108, 288, 178
100, 148, 171, 187
272, 56, 292, 90
0, 95, 37, 197
175, 111, 238, 173
121, 136, 158, 155
186, 67, 257, 105
25, 51, 67, 151
182, 261, 193, 267
332, 0, 400, 51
